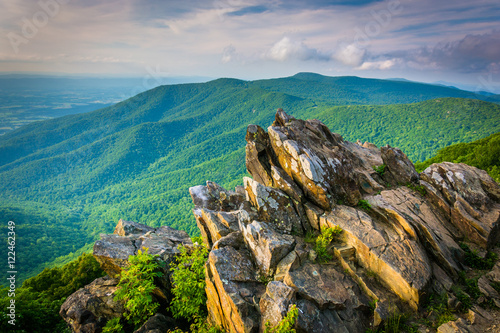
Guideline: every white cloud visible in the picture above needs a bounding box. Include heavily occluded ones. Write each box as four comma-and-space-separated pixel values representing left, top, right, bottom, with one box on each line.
357, 59, 397, 70
333, 43, 366, 67
265, 36, 330, 62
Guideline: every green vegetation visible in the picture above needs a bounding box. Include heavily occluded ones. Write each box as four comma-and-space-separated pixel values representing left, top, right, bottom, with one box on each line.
373, 164, 386, 176
406, 183, 427, 197
169, 237, 209, 321
358, 199, 372, 211
424, 293, 455, 329
314, 226, 343, 263
2, 74, 500, 282
102, 317, 125, 333
0, 253, 105, 333
459, 243, 498, 270
114, 248, 164, 328
415, 131, 500, 182
264, 304, 298, 333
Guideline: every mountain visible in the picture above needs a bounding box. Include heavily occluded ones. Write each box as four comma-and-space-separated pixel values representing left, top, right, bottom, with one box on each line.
1, 73, 500, 282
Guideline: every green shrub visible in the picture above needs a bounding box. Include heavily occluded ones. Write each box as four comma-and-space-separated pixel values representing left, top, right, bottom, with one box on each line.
358, 199, 371, 211
170, 237, 209, 321
102, 317, 125, 333
264, 304, 298, 333
314, 226, 342, 263
373, 164, 386, 177
114, 248, 164, 328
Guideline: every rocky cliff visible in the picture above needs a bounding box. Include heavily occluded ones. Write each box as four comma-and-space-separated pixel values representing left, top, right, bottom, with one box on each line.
190, 109, 500, 332
60, 109, 500, 333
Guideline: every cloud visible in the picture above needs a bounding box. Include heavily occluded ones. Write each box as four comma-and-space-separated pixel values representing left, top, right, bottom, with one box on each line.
357, 59, 397, 70
333, 43, 366, 67
383, 31, 500, 73
265, 37, 330, 62
221, 44, 236, 63
227, 5, 268, 16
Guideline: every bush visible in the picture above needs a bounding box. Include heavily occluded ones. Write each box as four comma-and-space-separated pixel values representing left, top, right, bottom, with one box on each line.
170, 237, 209, 321
315, 226, 342, 263
373, 164, 386, 177
357, 199, 371, 211
114, 248, 164, 328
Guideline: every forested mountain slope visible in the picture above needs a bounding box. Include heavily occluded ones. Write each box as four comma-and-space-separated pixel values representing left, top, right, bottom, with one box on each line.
1, 73, 499, 282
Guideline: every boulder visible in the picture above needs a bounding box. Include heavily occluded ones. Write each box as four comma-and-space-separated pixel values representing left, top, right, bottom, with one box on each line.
59, 276, 124, 333
421, 162, 500, 249
134, 313, 177, 333
240, 220, 296, 275
259, 281, 295, 329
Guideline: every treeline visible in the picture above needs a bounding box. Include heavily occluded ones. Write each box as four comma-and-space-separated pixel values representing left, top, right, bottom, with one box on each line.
0, 253, 104, 333
415, 131, 500, 182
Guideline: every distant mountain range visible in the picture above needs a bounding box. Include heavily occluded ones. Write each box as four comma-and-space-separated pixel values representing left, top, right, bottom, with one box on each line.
1, 72, 500, 282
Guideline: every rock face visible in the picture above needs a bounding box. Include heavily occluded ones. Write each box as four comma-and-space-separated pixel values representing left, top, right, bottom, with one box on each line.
61, 220, 193, 333
60, 276, 125, 333
190, 109, 500, 332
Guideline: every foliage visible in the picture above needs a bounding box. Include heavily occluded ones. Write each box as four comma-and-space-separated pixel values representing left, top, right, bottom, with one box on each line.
102, 317, 125, 333
373, 164, 386, 176
406, 183, 427, 196
170, 237, 209, 321
314, 226, 342, 263
358, 199, 372, 211
114, 248, 164, 328
415, 131, 500, 182
264, 304, 298, 333
0, 253, 104, 333
2, 75, 500, 282
425, 293, 455, 328
459, 243, 498, 270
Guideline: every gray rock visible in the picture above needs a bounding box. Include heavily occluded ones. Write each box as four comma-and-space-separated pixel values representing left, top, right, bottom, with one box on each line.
60, 276, 124, 333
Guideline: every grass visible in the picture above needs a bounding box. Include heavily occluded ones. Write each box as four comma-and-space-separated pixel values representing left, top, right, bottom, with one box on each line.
460, 243, 498, 270
373, 164, 386, 177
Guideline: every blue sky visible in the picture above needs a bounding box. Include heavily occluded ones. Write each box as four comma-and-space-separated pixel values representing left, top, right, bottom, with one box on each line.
1, 0, 499, 92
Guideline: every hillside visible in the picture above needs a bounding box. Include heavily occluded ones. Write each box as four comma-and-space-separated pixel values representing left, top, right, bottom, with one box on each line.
1, 73, 500, 282
415, 131, 500, 182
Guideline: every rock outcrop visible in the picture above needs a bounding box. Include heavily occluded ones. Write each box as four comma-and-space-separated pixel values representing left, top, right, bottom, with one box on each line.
61, 220, 192, 333
61, 109, 500, 333
190, 109, 500, 332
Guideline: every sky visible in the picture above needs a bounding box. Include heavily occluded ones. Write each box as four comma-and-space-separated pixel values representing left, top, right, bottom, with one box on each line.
1, 0, 500, 93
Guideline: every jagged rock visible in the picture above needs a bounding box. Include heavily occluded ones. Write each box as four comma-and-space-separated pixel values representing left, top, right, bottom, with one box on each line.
381, 145, 420, 185
194, 208, 239, 248
186, 109, 500, 333
239, 220, 296, 275
93, 224, 192, 278
114, 219, 155, 236
93, 234, 136, 278
190, 181, 245, 213
205, 245, 264, 333
284, 263, 369, 310
320, 204, 432, 309
421, 162, 500, 249
244, 177, 303, 235
134, 313, 177, 333
478, 262, 500, 307
60, 276, 124, 333
259, 281, 295, 329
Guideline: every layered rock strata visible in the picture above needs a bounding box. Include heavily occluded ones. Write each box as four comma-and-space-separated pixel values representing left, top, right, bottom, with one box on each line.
191, 109, 500, 332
